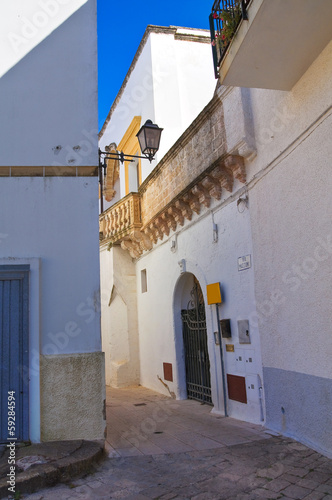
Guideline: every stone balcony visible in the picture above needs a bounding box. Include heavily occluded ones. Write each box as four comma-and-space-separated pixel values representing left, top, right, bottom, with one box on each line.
100, 193, 152, 256
99, 95, 248, 259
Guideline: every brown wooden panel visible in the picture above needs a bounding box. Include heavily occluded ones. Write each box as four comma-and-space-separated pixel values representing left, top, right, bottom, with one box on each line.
163, 362, 173, 382
227, 374, 247, 404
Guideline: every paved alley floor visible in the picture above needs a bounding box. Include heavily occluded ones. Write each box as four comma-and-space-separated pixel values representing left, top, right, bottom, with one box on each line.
23, 387, 332, 500
104, 386, 270, 457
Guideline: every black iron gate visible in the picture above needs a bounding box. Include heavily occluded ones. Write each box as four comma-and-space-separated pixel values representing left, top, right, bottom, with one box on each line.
182, 281, 212, 404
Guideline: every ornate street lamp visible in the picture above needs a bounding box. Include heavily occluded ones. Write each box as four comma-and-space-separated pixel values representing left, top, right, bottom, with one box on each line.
136, 119, 163, 162
99, 119, 163, 211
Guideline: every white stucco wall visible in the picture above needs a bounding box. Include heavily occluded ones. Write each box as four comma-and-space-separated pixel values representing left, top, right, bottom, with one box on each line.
99, 27, 216, 189
250, 117, 332, 378
100, 245, 114, 385
135, 198, 264, 425
0, 0, 100, 353
0, 177, 102, 441
233, 40, 332, 380
0, 0, 89, 78
99, 34, 155, 182
150, 30, 216, 159
100, 245, 140, 387
0, 0, 98, 167
0, 178, 101, 353
220, 40, 332, 454
99, 35, 155, 209
0, 0, 102, 443
99, 36, 154, 154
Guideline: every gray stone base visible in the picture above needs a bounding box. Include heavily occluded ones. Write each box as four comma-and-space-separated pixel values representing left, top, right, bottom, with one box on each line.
41, 352, 106, 441
263, 367, 332, 457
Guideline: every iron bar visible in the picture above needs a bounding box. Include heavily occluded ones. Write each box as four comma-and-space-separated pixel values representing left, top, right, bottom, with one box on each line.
182, 281, 212, 405
210, 0, 250, 78
99, 150, 155, 164
99, 155, 106, 213
98, 149, 156, 213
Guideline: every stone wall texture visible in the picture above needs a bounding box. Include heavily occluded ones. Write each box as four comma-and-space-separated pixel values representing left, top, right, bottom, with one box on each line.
139, 96, 226, 225
41, 352, 106, 441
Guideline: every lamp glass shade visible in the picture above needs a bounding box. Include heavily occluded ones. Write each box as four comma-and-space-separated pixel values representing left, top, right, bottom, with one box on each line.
137, 120, 163, 159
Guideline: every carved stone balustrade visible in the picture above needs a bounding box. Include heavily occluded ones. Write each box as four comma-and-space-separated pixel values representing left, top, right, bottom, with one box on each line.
99, 193, 142, 252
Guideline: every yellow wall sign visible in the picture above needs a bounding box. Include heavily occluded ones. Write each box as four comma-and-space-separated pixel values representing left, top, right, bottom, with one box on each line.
206, 282, 222, 305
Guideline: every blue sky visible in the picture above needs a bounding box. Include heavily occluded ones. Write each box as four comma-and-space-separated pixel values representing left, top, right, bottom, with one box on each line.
97, 1, 212, 131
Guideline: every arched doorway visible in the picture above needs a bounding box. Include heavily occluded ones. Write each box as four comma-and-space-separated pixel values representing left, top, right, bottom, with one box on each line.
180, 276, 212, 404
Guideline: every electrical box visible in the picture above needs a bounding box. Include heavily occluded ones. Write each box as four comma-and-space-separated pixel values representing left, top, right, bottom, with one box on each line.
220, 319, 231, 338
238, 319, 251, 344
206, 282, 222, 305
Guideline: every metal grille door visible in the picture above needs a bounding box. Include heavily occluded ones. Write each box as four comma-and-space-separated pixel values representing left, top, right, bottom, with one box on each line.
0, 266, 29, 443
182, 281, 212, 404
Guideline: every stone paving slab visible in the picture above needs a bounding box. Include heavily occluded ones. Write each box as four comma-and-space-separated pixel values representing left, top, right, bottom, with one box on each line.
21, 436, 332, 500
104, 386, 270, 457
4, 387, 332, 499
20, 386, 332, 500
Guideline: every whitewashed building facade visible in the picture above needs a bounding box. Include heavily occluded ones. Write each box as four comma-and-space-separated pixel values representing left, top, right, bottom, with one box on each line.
100, 3, 332, 458
0, 0, 105, 443
99, 25, 216, 388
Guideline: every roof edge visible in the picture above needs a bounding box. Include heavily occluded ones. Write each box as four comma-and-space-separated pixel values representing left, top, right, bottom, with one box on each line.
99, 25, 211, 139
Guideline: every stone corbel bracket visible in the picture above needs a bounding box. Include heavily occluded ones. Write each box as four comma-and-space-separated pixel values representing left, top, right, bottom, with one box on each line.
140, 153, 247, 251
100, 153, 247, 259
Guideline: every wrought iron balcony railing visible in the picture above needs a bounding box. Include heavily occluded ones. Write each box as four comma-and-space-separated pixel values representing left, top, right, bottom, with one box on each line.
210, 0, 250, 78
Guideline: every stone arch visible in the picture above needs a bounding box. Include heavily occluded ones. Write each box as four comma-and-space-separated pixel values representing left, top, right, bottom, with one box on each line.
172, 263, 225, 412
172, 271, 213, 403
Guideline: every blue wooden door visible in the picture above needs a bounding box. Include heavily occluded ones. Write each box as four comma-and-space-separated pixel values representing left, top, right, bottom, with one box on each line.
0, 265, 29, 443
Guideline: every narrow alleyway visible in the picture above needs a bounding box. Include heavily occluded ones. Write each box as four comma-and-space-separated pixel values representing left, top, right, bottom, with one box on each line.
24, 387, 332, 500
